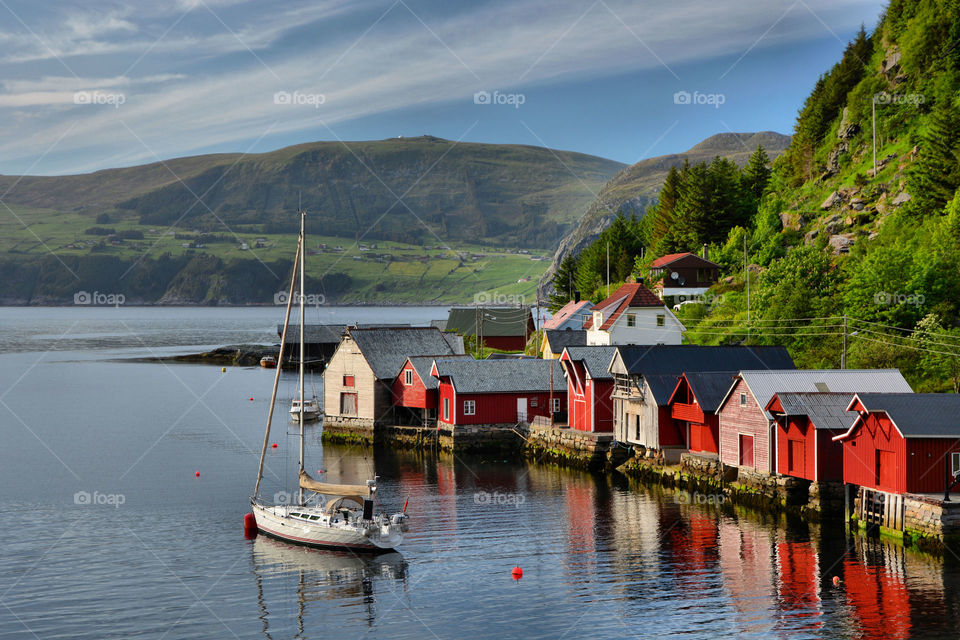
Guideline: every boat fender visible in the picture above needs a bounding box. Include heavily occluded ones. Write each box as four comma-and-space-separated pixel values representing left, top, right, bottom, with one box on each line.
244, 513, 258, 539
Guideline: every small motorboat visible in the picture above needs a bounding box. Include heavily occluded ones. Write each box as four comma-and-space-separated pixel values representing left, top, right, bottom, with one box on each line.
260, 356, 277, 368
290, 396, 320, 422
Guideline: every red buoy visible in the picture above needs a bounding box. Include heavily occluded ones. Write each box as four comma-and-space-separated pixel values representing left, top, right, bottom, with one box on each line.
271, 443, 278, 448
195, 471, 200, 477
832, 576, 841, 586
244, 512, 258, 539
511, 566, 523, 580
249, 397, 254, 402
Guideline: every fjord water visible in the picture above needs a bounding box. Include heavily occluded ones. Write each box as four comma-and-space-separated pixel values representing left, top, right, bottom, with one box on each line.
0, 307, 956, 639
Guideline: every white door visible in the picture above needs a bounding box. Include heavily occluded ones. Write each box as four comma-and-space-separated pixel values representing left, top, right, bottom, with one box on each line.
517, 397, 527, 423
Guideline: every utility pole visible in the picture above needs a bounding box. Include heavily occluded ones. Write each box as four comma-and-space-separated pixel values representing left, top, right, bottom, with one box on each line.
535, 300, 540, 357
744, 233, 750, 325
479, 306, 484, 360
872, 96, 877, 177
606, 242, 610, 298
549, 358, 554, 427
841, 314, 848, 369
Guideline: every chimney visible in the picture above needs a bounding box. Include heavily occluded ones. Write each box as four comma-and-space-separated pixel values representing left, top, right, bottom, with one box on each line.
573, 290, 581, 303
702, 244, 709, 261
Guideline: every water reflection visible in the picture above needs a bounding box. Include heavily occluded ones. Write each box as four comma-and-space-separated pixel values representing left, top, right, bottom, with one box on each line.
251, 537, 407, 638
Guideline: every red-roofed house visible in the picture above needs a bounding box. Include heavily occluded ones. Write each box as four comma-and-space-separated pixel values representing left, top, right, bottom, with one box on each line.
648, 250, 720, 301
582, 281, 684, 345
543, 299, 593, 331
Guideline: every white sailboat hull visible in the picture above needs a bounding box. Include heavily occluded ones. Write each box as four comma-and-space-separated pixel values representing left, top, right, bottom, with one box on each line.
251, 501, 404, 552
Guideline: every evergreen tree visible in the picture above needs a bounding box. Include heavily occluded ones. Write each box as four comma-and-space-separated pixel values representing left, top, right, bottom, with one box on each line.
909, 98, 960, 215
548, 253, 579, 311
742, 145, 772, 202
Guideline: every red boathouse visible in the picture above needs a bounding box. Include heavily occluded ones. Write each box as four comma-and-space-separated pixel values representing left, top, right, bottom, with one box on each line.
667, 371, 737, 456
766, 392, 857, 483
558, 346, 617, 433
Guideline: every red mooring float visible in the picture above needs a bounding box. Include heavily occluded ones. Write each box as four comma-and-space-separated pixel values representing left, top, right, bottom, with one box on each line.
511, 566, 523, 580
244, 513, 258, 539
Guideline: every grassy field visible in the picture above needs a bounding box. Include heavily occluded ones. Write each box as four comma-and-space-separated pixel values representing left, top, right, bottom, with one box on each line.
0, 204, 549, 303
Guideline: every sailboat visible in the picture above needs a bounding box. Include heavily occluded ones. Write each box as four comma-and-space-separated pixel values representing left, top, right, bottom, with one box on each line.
249, 208, 408, 552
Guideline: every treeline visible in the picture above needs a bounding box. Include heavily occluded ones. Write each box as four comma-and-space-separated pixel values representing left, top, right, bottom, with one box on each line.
0, 254, 353, 305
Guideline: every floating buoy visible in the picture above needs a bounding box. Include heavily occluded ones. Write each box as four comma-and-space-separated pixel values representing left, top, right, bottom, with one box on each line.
271, 443, 278, 449
195, 471, 200, 477
221, 367, 226, 372
832, 576, 841, 586
244, 512, 258, 539
318, 469, 324, 474
511, 566, 523, 580
249, 397, 254, 402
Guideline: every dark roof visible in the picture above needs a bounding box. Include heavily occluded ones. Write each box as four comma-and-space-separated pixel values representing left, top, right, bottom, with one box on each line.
681, 371, 739, 412
646, 374, 685, 404
279, 324, 344, 344
403, 354, 472, 390
650, 252, 720, 268
430, 319, 448, 331
854, 393, 960, 438
445, 306, 533, 337
432, 358, 566, 393
348, 327, 464, 379
616, 345, 796, 377
544, 329, 586, 351
562, 346, 618, 380
773, 392, 857, 430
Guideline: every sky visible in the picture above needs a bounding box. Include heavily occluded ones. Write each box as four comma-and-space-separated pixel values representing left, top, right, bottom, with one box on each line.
0, 0, 888, 176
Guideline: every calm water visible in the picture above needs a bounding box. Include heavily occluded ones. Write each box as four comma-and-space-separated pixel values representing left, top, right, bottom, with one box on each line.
1, 307, 958, 639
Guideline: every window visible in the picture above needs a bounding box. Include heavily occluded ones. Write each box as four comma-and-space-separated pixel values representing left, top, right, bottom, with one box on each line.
626, 314, 636, 327
404, 369, 413, 386
656, 314, 665, 327
739, 392, 747, 407
443, 397, 450, 421
463, 400, 476, 415
635, 414, 641, 440
343, 375, 355, 387
530, 398, 538, 408
552, 398, 561, 413
952, 452, 960, 478
593, 312, 602, 326
340, 393, 357, 416
697, 268, 712, 282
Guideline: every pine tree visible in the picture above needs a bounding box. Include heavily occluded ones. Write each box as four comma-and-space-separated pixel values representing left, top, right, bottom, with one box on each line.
742, 145, 772, 202
909, 99, 960, 215
549, 253, 579, 311
650, 164, 682, 254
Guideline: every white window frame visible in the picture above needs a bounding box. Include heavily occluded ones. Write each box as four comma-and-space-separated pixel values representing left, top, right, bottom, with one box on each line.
739, 392, 747, 407
626, 314, 636, 327
530, 398, 538, 408
463, 400, 476, 416
404, 369, 413, 386
443, 397, 450, 421
656, 314, 665, 327
552, 398, 561, 412
952, 452, 960, 478
593, 312, 602, 326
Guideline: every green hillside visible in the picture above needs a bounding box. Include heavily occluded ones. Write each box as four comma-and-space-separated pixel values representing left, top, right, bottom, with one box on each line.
642, 0, 960, 392
0, 136, 623, 304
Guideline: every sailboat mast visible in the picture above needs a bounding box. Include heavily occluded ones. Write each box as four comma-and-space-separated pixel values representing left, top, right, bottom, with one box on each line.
253, 238, 300, 498
298, 208, 306, 506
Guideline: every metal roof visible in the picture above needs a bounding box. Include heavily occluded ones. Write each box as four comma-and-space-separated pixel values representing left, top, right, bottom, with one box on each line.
681, 371, 739, 412
347, 327, 465, 379
431, 358, 566, 393
616, 345, 795, 377
544, 329, 586, 352
562, 346, 618, 380
402, 354, 472, 390
542, 300, 593, 330
444, 306, 533, 337
773, 392, 858, 430
853, 393, 960, 438
730, 369, 912, 419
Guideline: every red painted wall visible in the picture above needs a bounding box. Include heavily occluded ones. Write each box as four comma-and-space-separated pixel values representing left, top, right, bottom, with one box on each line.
906, 438, 960, 494
482, 335, 528, 351
560, 358, 613, 433
669, 379, 719, 454
437, 378, 566, 426
591, 379, 614, 433
841, 412, 907, 494
719, 378, 771, 472
775, 416, 816, 481
817, 429, 845, 483
391, 362, 436, 409
658, 406, 683, 446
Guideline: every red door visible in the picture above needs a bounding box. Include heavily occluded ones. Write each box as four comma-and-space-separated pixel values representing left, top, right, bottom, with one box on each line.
876, 450, 896, 491
739, 434, 754, 467
689, 422, 700, 452
790, 440, 805, 475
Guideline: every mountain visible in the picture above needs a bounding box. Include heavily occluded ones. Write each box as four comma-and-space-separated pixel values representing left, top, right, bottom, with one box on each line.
538, 131, 791, 295
0, 136, 624, 250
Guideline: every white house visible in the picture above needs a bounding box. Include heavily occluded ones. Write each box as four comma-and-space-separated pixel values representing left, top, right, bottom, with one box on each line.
583, 282, 685, 345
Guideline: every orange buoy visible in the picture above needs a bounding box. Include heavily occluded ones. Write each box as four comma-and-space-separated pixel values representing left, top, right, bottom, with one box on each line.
271, 443, 278, 448
511, 566, 523, 580
195, 471, 200, 477
832, 576, 841, 586
244, 512, 258, 539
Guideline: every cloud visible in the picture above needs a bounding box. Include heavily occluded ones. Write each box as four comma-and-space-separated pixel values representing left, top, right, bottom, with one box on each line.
0, 0, 884, 174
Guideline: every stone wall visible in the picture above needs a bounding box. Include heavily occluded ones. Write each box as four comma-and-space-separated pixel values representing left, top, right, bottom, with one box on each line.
902, 494, 960, 550
523, 424, 622, 470
321, 417, 375, 445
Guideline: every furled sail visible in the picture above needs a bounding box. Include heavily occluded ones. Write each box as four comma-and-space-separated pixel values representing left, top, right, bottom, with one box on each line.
299, 470, 372, 497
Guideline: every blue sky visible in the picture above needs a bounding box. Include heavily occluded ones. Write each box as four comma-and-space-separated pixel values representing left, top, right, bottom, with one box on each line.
0, 0, 887, 175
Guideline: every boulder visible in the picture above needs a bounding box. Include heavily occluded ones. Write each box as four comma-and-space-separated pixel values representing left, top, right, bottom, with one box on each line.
829, 234, 856, 255
824, 214, 844, 235
891, 192, 912, 206
881, 50, 902, 77
821, 191, 843, 210
804, 228, 820, 245
779, 211, 804, 231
